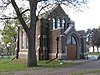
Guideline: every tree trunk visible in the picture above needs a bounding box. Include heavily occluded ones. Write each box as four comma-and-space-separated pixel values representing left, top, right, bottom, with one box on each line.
27, 31, 37, 67
11, 0, 38, 67
27, 0, 38, 67
93, 46, 95, 52
97, 47, 99, 53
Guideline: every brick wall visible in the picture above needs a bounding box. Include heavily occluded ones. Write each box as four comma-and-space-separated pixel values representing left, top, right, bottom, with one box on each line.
49, 29, 62, 59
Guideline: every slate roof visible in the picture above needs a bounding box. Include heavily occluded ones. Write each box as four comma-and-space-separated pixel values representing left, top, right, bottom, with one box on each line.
77, 30, 86, 37
64, 25, 74, 35
38, 4, 67, 19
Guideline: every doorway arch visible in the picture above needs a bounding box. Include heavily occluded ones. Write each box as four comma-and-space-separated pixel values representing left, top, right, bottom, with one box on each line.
66, 35, 77, 60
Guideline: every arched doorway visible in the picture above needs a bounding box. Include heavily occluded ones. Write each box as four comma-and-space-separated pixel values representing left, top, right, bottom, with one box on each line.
66, 35, 77, 60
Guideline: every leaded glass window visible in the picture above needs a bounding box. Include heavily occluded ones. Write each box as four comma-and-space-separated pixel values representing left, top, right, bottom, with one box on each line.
67, 36, 77, 45
52, 18, 56, 29
57, 19, 60, 28
62, 19, 65, 29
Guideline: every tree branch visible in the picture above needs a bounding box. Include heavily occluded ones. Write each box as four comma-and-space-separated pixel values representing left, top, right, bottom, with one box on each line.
10, 0, 29, 33
0, 9, 30, 20
0, 0, 11, 8
21, 9, 30, 14
37, 3, 59, 16
0, 17, 17, 20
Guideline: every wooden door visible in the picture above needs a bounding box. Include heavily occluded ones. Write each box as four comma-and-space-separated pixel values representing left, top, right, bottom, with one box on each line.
67, 45, 76, 60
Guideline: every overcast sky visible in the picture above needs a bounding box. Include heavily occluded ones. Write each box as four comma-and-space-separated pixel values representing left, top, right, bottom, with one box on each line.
67, 0, 100, 31
0, 0, 99, 31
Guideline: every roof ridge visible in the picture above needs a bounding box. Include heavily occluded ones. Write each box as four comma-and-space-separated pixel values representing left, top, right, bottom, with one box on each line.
38, 4, 64, 19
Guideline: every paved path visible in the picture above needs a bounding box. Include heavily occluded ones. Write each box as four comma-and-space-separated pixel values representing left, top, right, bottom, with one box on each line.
1, 60, 100, 75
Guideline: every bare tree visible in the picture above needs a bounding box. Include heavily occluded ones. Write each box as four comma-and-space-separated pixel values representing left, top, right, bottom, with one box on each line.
0, 0, 88, 67
92, 27, 100, 52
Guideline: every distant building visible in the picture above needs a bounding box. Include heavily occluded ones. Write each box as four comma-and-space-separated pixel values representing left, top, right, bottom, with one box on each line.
19, 4, 86, 60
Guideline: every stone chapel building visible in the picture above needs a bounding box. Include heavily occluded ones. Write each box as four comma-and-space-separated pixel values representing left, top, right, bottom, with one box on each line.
19, 4, 87, 60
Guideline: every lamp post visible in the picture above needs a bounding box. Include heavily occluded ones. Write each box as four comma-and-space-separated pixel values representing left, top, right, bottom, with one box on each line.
16, 25, 20, 59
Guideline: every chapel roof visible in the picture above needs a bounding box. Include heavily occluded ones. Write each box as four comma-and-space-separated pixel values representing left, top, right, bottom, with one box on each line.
38, 4, 67, 19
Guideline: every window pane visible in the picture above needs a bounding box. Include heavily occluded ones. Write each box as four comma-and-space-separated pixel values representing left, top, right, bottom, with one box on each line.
52, 18, 56, 29
21, 31, 24, 49
26, 36, 28, 49
67, 36, 77, 45
57, 19, 60, 28
62, 19, 65, 28
72, 36, 77, 44
67, 36, 71, 44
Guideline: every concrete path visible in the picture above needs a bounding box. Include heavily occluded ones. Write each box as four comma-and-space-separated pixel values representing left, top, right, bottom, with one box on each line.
1, 60, 100, 75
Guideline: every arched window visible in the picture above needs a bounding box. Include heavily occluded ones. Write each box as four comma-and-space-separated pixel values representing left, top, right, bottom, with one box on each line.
72, 36, 77, 44
67, 36, 71, 44
52, 18, 56, 29
57, 18, 60, 28
67, 36, 77, 45
62, 19, 65, 29
26, 36, 28, 49
21, 31, 24, 49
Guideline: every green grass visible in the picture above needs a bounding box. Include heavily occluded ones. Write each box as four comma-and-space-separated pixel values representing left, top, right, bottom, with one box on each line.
88, 52, 100, 55
0, 57, 78, 72
38, 60, 77, 68
0, 58, 27, 72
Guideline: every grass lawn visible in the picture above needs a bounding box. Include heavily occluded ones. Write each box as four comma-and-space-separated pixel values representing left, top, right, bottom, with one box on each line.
0, 57, 27, 72
0, 57, 78, 72
38, 60, 77, 68
88, 52, 100, 55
